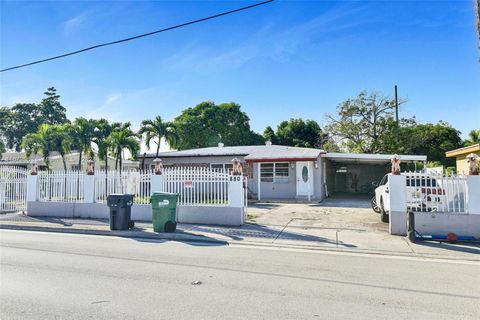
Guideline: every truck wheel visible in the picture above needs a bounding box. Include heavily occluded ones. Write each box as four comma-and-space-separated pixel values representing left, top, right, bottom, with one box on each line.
371, 196, 381, 213
380, 198, 389, 223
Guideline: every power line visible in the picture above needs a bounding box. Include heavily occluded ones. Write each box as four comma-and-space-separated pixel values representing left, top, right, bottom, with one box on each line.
0, 0, 275, 73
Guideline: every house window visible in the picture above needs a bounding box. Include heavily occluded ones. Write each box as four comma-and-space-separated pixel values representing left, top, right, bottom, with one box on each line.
71, 164, 80, 171
260, 162, 289, 183
210, 163, 233, 173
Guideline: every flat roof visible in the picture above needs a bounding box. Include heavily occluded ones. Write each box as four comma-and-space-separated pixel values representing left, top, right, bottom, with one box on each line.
149, 145, 325, 161
322, 152, 427, 164
446, 144, 480, 158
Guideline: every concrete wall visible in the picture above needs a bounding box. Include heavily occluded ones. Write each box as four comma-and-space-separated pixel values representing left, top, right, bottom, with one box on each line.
414, 213, 480, 238
27, 202, 243, 226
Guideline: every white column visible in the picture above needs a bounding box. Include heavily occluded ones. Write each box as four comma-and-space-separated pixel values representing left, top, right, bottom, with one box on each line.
151, 174, 164, 195
467, 176, 480, 214
388, 175, 407, 235
84, 174, 95, 203
26, 174, 38, 202
257, 162, 261, 201
229, 174, 243, 208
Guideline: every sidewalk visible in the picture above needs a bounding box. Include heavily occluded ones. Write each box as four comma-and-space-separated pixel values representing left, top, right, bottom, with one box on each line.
1, 212, 479, 261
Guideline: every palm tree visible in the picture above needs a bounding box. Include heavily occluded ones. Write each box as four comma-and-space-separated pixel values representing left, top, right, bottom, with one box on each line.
22, 124, 53, 169
107, 122, 140, 174
138, 116, 177, 158
465, 129, 480, 146
71, 117, 96, 171
48, 124, 73, 171
93, 119, 116, 174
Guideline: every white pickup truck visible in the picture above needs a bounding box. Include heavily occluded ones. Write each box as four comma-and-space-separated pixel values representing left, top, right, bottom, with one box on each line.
373, 174, 445, 222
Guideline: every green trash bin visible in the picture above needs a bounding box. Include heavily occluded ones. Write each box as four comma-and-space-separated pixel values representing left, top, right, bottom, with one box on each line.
150, 192, 178, 232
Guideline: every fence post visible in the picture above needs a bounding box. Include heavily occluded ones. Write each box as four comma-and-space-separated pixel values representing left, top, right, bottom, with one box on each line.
388, 174, 407, 235
84, 174, 95, 203
26, 174, 38, 203
466, 176, 480, 214
228, 174, 243, 207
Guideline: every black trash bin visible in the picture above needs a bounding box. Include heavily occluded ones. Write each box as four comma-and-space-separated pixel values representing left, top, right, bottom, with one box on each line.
107, 194, 135, 230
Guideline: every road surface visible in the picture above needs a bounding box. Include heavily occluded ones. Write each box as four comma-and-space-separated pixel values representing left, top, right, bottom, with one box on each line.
1, 230, 479, 319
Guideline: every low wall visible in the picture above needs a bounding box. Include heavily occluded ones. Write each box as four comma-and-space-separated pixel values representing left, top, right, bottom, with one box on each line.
27, 202, 244, 226
414, 212, 480, 238
177, 206, 243, 226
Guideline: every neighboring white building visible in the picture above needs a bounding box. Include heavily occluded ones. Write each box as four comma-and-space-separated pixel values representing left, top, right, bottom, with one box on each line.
0, 151, 139, 171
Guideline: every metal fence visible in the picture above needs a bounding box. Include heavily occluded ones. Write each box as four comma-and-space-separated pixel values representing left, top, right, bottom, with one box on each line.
94, 170, 152, 204
162, 167, 230, 206
38, 170, 85, 202
0, 166, 27, 212
404, 172, 468, 213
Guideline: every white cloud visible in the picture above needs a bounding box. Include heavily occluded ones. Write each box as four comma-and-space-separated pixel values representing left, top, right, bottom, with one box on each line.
64, 12, 88, 35
105, 93, 122, 105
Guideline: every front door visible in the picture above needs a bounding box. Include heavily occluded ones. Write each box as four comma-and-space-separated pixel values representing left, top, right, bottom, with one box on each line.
296, 161, 314, 198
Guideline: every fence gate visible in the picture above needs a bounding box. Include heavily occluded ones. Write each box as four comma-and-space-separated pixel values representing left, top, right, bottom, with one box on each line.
0, 166, 27, 213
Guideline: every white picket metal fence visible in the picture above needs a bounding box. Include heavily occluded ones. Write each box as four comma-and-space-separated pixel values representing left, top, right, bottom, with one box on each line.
94, 170, 152, 204
404, 172, 468, 213
0, 166, 27, 212
38, 170, 85, 202
162, 167, 230, 206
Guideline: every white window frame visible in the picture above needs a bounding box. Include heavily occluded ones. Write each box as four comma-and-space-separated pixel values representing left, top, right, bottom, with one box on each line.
210, 163, 233, 173
260, 162, 289, 183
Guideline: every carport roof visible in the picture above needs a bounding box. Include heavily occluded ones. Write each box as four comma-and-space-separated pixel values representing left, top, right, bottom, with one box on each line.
322, 152, 426, 164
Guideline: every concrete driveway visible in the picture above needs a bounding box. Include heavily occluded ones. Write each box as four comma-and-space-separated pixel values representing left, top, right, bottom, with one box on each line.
249, 194, 386, 233
246, 195, 480, 259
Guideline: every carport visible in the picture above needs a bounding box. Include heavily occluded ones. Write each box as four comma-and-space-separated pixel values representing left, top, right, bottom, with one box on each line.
322, 153, 427, 196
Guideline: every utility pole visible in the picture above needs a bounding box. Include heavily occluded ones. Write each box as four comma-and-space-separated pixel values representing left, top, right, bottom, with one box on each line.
394, 85, 399, 123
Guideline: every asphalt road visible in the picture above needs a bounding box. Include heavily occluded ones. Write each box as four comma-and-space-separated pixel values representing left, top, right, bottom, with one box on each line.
1, 230, 479, 320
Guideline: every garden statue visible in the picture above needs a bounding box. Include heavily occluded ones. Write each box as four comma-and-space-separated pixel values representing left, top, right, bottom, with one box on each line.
466, 153, 479, 175
87, 160, 95, 175
153, 158, 163, 175
391, 154, 401, 175
30, 162, 38, 175
231, 158, 243, 175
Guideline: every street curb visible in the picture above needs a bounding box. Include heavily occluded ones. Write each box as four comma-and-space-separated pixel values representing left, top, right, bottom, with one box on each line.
2, 223, 479, 263
0, 224, 229, 245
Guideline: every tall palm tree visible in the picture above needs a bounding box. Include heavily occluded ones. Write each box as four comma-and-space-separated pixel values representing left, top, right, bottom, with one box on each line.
465, 129, 480, 146
107, 122, 140, 174
93, 119, 117, 174
22, 124, 53, 169
49, 124, 73, 171
138, 116, 177, 158
71, 117, 96, 171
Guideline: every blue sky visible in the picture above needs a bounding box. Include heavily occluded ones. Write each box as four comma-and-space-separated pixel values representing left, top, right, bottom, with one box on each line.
1, 0, 479, 141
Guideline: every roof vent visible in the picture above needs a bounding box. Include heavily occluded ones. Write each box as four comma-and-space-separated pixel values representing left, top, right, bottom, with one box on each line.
265, 140, 272, 146
218, 142, 224, 148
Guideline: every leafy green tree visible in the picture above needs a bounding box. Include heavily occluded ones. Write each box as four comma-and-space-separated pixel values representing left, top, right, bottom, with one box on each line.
2, 88, 69, 151
70, 118, 96, 170
107, 122, 140, 173
93, 119, 118, 173
48, 124, 73, 171
325, 91, 404, 153
139, 116, 178, 157
173, 101, 264, 150
21, 124, 54, 169
263, 126, 277, 144
38, 87, 69, 125
0, 140, 5, 158
274, 118, 328, 148
464, 129, 480, 146
395, 122, 462, 166
22, 124, 73, 171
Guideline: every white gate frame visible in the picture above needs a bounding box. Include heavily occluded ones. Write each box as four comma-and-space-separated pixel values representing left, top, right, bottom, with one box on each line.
0, 166, 27, 213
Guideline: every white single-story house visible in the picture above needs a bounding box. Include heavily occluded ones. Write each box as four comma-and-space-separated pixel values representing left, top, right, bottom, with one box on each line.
141, 142, 427, 201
